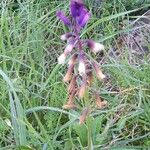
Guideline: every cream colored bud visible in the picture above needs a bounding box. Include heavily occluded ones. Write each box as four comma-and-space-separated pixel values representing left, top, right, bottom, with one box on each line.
87, 40, 104, 54
92, 43, 104, 53
78, 61, 86, 76
58, 53, 66, 64
61, 34, 67, 40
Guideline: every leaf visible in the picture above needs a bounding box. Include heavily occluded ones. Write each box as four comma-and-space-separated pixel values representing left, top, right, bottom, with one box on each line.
117, 118, 127, 131
0, 69, 27, 145
73, 124, 88, 147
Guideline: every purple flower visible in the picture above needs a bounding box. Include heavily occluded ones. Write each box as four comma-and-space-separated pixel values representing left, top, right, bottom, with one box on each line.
70, 0, 90, 27
56, 11, 71, 26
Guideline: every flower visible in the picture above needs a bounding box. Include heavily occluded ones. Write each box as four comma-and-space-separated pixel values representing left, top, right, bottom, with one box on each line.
64, 43, 74, 53
56, 11, 71, 26
60, 33, 73, 41
87, 40, 105, 54
93, 62, 106, 80
70, 0, 90, 27
58, 53, 66, 64
70, 0, 84, 18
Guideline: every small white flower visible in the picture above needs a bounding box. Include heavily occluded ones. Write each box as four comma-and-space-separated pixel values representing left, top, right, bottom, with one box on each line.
58, 53, 66, 64
78, 61, 86, 75
92, 43, 104, 53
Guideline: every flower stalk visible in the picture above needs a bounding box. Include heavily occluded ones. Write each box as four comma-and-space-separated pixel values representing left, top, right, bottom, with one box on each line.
56, 0, 107, 124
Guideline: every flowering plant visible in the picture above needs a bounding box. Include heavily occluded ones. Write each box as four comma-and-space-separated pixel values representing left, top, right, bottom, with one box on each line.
56, 0, 107, 124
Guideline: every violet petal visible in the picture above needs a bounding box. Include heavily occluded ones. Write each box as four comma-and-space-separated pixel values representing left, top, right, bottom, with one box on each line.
70, 0, 84, 18
56, 11, 71, 26
77, 9, 90, 27
70, 0, 90, 27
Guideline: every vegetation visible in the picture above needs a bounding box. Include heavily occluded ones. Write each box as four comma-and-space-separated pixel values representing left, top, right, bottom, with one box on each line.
0, 0, 150, 149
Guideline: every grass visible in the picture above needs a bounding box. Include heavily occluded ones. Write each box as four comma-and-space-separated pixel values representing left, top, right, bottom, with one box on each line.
0, 0, 150, 149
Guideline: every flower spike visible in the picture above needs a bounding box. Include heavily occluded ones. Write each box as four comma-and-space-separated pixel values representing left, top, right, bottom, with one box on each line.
56, 0, 107, 123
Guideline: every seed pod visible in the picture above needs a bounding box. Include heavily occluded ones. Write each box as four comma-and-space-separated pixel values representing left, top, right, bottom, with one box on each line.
68, 75, 77, 93
78, 83, 86, 99
79, 107, 90, 125
78, 75, 87, 98
62, 102, 76, 109
63, 64, 74, 82
87, 71, 93, 86
68, 53, 78, 66
93, 62, 106, 80
95, 92, 107, 109
68, 88, 77, 103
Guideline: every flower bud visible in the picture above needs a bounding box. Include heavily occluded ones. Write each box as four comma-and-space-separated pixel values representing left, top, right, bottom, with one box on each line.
79, 107, 90, 125
58, 53, 66, 64
63, 64, 74, 82
87, 40, 104, 54
78, 54, 86, 76
60, 33, 73, 41
93, 62, 106, 80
